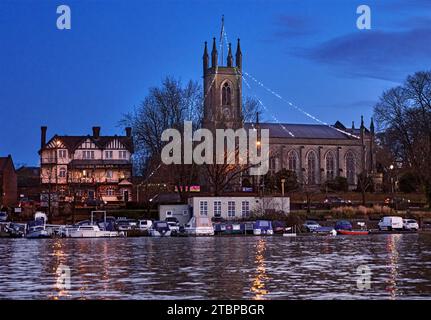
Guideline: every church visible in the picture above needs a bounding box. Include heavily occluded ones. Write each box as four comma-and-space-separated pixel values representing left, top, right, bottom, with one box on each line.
201, 36, 377, 190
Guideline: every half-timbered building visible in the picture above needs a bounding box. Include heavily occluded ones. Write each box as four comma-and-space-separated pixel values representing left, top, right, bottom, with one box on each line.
39, 126, 134, 206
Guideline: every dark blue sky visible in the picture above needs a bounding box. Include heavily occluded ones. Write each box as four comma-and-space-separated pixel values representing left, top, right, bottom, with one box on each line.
1, 0, 431, 166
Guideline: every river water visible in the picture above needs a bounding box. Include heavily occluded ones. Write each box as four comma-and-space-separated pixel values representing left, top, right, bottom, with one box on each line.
0, 234, 430, 300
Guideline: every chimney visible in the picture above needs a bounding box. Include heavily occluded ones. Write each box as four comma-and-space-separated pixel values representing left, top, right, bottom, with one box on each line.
125, 127, 132, 137
92, 126, 101, 139
41, 126, 47, 149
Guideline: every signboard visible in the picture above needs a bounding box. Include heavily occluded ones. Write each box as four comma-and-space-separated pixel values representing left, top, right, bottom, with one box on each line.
174, 185, 201, 192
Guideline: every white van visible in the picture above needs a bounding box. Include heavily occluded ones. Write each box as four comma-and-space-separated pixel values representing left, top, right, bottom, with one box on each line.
378, 216, 403, 231
138, 219, 153, 231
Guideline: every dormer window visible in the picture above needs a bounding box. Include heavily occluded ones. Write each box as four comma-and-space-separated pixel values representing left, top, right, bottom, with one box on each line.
222, 82, 231, 106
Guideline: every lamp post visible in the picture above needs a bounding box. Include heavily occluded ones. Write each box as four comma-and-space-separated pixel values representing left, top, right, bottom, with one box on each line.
281, 178, 286, 197
389, 164, 394, 194
281, 178, 286, 213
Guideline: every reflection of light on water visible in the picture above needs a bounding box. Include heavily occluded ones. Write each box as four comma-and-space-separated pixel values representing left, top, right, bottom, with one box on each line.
251, 239, 269, 300
48, 239, 71, 299
386, 234, 401, 299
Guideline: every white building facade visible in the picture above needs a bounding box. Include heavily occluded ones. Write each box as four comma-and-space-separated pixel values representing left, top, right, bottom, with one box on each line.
188, 196, 290, 220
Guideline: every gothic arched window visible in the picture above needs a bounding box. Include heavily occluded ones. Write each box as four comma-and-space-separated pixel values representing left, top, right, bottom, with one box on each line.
346, 151, 356, 184
222, 82, 231, 106
326, 151, 335, 180
307, 150, 317, 185
288, 150, 299, 174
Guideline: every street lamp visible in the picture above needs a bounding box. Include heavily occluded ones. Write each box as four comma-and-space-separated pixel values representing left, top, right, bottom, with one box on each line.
281, 178, 286, 197
389, 164, 394, 194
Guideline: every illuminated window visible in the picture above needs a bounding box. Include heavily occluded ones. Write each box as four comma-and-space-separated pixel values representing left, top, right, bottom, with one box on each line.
59, 167, 66, 178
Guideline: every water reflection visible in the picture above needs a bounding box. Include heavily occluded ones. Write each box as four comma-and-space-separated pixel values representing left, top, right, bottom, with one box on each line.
0, 234, 430, 300
386, 234, 401, 299
251, 238, 269, 300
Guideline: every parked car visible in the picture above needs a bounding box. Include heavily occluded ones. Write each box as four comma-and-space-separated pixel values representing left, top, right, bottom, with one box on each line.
0, 212, 8, 222
334, 220, 352, 231
138, 219, 153, 231
303, 220, 321, 232
403, 219, 419, 231
323, 196, 351, 208
378, 216, 404, 231
116, 220, 134, 231
384, 197, 411, 209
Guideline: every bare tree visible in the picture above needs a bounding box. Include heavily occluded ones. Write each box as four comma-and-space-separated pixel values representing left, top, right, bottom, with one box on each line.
121, 77, 203, 202
374, 71, 431, 205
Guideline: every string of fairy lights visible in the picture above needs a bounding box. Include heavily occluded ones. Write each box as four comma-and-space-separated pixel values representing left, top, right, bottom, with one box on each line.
222, 24, 360, 140
145, 21, 360, 181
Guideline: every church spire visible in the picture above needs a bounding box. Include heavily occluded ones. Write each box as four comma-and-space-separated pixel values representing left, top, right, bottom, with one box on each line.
211, 37, 218, 68
227, 43, 233, 67
236, 38, 242, 70
203, 41, 209, 73
370, 117, 375, 135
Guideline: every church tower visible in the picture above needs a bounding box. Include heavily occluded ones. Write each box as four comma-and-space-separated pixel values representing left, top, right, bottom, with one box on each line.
202, 37, 243, 131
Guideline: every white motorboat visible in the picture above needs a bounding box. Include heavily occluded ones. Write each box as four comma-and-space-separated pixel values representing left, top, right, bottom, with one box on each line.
63, 210, 122, 238
26, 212, 50, 239
26, 225, 50, 238
64, 225, 120, 238
150, 221, 171, 237
185, 216, 214, 236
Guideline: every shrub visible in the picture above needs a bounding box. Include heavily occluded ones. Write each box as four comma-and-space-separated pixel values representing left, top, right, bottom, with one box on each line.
323, 177, 349, 192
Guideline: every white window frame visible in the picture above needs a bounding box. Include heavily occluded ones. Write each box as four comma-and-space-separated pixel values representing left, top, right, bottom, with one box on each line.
59, 167, 67, 178
58, 149, 67, 158
214, 200, 222, 217
228, 201, 236, 217
199, 201, 208, 216
241, 201, 250, 217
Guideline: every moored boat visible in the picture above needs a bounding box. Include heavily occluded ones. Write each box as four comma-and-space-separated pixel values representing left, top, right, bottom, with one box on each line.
26, 212, 50, 239
337, 229, 369, 236
150, 221, 171, 237
64, 225, 120, 238
62, 210, 122, 238
253, 220, 273, 235
26, 224, 50, 239
184, 216, 214, 236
